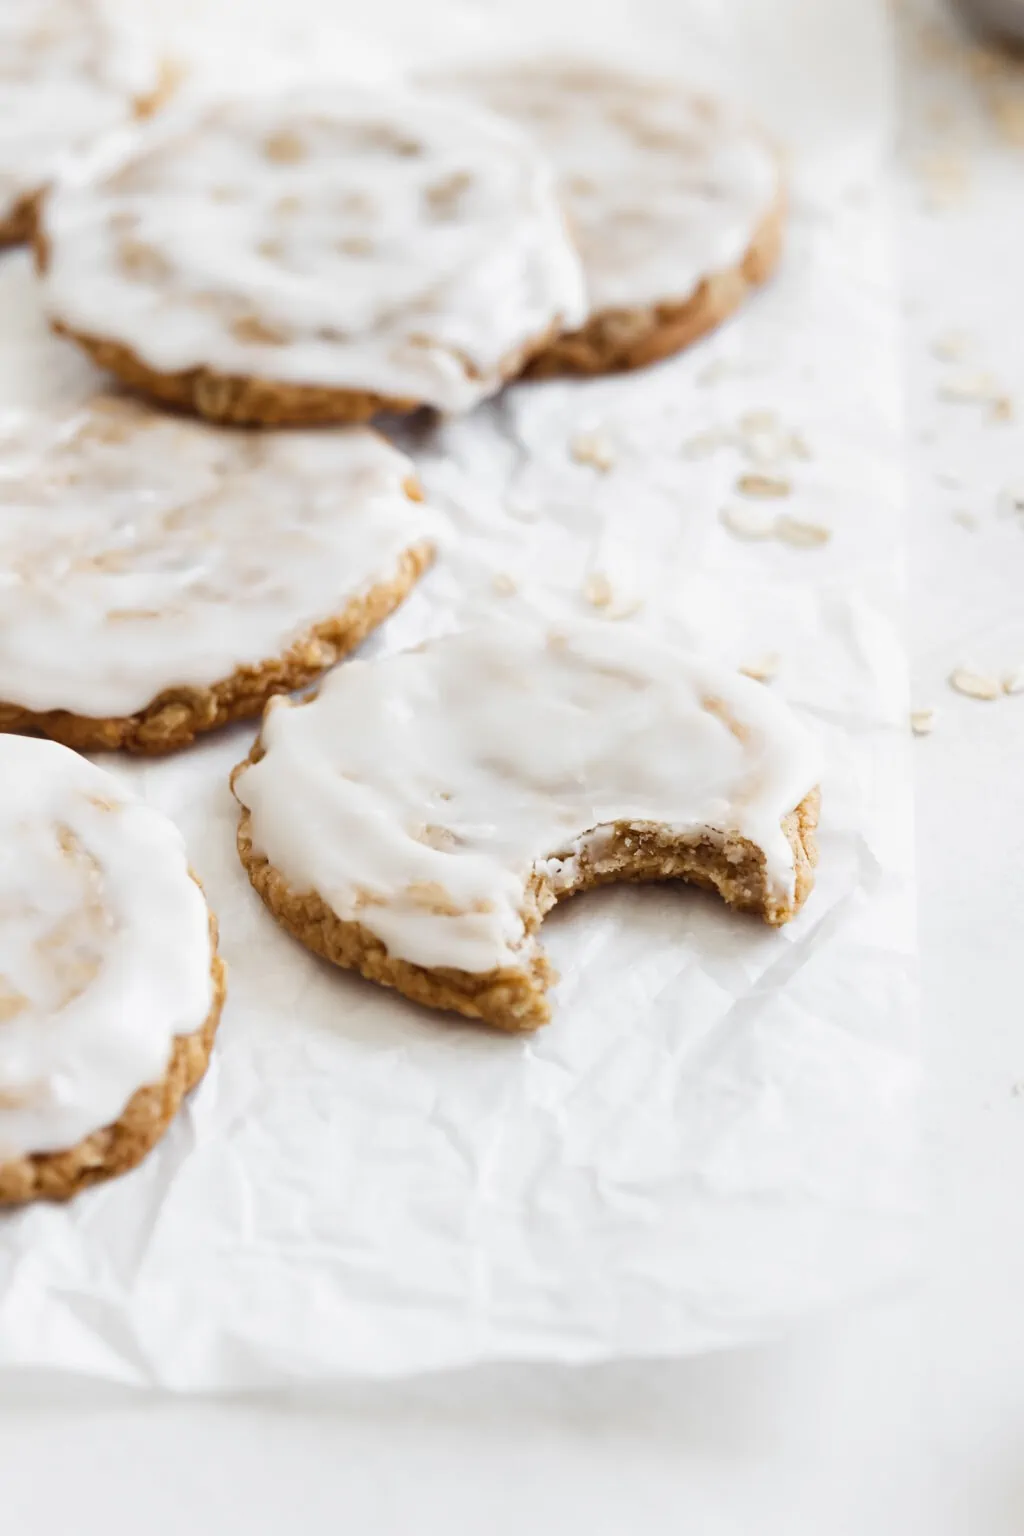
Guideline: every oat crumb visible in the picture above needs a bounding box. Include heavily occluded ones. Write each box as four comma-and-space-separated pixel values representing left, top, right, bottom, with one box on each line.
949, 666, 1002, 701
931, 330, 971, 362
774, 515, 832, 549
910, 708, 936, 736
491, 572, 517, 596
740, 654, 780, 684
719, 504, 777, 540
582, 572, 613, 609
736, 472, 791, 499
1002, 667, 1024, 696
570, 431, 616, 472
938, 370, 1003, 404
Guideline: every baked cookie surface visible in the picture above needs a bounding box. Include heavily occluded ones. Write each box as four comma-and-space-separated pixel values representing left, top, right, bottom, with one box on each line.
0, 401, 434, 753
0, 0, 160, 246
232, 621, 821, 1032
37, 84, 586, 422
429, 60, 783, 375
0, 736, 224, 1205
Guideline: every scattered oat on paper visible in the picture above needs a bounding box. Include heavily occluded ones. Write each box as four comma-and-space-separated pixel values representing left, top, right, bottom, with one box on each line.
736, 472, 791, 499
682, 425, 733, 459
997, 483, 1024, 519
917, 150, 970, 210
938, 370, 1004, 404
570, 431, 616, 473
948, 666, 1002, 701
719, 504, 778, 540
740, 654, 780, 684
931, 330, 971, 362
582, 572, 613, 609
775, 515, 832, 548
910, 708, 936, 736
1002, 667, 1024, 696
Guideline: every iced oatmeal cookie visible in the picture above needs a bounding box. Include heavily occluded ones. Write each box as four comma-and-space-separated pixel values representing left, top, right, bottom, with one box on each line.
428, 60, 784, 375
35, 84, 586, 423
0, 401, 434, 754
232, 620, 820, 1032
0, 736, 225, 1205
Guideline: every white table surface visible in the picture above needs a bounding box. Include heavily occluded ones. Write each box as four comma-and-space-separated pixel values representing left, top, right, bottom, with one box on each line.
2, 2, 1024, 1530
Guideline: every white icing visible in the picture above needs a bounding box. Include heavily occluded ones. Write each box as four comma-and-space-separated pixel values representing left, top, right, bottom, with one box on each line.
0, 0, 157, 224
0, 735, 213, 1160
39, 84, 587, 413
428, 60, 780, 314
233, 620, 820, 975
0, 404, 433, 718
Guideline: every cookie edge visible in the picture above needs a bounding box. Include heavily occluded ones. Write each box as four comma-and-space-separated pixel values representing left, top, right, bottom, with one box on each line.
0, 887, 226, 1206
34, 224, 565, 424
522, 189, 785, 379
0, 537, 434, 755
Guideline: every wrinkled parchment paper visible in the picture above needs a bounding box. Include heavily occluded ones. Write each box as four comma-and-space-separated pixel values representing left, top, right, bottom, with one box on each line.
0, 0, 918, 1388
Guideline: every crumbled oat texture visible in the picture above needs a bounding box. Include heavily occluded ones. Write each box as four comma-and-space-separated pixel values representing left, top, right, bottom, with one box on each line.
0, 902, 224, 1206
520, 194, 784, 379
234, 778, 820, 1034
0, 542, 432, 754
910, 708, 936, 736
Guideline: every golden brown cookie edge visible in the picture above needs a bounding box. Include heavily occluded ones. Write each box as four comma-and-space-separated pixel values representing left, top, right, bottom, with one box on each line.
0, 540, 434, 755
35, 203, 565, 425
522, 191, 785, 379
0, 894, 226, 1207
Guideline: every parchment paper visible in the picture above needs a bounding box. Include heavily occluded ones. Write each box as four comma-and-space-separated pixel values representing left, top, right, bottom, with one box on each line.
0, 0, 918, 1389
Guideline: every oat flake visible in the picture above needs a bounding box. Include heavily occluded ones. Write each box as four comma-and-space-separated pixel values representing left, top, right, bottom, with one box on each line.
736, 473, 791, 499
570, 432, 616, 472
775, 515, 832, 548
949, 666, 1002, 700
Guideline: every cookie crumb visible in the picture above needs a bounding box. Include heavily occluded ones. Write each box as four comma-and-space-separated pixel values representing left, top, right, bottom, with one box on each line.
949, 666, 1002, 700
991, 396, 1014, 423
910, 708, 936, 736
570, 431, 615, 472
736, 472, 791, 499
774, 515, 831, 548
